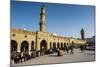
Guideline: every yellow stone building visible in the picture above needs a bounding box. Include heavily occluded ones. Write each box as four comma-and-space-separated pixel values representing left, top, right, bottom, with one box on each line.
11, 5, 86, 55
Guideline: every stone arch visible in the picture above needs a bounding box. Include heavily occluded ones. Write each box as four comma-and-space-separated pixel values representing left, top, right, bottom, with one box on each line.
64, 43, 66, 47
11, 40, 18, 52
72, 41, 74, 45
21, 41, 29, 52
67, 43, 68, 45
31, 41, 34, 51
67, 43, 69, 46
61, 42, 63, 48
71, 41, 75, 47
40, 40, 47, 50
57, 42, 60, 48
53, 42, 56, 48
50, 42, 52, 49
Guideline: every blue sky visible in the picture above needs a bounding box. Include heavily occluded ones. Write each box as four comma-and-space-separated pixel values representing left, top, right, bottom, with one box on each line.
11, 1, 95, 38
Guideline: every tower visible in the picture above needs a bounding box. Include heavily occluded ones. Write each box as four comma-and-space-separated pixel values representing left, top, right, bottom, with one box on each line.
81, 28, 85, 40
40, 5, 46, 32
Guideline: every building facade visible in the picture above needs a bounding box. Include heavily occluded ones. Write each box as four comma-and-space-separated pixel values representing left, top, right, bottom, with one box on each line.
11, 5, 86, 56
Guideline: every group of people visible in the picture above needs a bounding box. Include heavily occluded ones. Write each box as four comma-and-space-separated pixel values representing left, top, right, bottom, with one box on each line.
79, 45, 86, 53
43, 44, 75, 56
11, 44, 86, 64
11, 50, 39, 64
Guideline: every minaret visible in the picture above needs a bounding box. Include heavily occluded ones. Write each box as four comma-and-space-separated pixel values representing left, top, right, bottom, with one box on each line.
81, 28, 85, 40
40, 5, 46, 32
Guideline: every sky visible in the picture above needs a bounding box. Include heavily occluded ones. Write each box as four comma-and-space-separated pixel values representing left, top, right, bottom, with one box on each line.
11, 1, 95, 38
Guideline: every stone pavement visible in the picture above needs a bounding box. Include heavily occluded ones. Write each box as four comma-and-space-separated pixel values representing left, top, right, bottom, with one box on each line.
11, 48, 95, 66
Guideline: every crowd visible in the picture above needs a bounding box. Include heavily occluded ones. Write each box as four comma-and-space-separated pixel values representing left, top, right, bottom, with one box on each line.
11, 44, 86, 64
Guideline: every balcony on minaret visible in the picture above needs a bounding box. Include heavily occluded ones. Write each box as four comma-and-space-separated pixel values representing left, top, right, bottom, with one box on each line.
41, 5, 45, 13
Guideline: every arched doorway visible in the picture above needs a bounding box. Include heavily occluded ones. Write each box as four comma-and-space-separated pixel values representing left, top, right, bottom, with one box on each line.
31, 41, 34, 51
71, 41, 75, 47
53, 42, 56, 48
21, 41, 29, 52
11, 40, 17, 52
57, 42, 60, 48
40, 40, 47, 51
50, 42, 52, 49
61, 43, 63, 48
40, 40, 47, 55
72, 41, 74, 45
64, 43, 66, 47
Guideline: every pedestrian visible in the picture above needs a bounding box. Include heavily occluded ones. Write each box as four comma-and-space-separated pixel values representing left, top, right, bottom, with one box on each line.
70, 45, 74, 54
65, 44, 69, 54
57, 49, 61, 56
80, 45, 84, 53
31, 49, 36, 58
20, 51, 24, 62
41, 47, 45, 56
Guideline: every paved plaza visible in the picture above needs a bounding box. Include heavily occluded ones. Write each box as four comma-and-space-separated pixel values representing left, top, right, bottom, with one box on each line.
11, 48, 95, 66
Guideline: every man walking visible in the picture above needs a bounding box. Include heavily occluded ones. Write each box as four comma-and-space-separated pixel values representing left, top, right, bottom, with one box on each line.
65, 44, 69, 54
70, 45, 74, 54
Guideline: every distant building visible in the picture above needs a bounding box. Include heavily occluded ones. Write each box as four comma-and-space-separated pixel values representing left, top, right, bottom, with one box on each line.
86, 36, 95, 46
